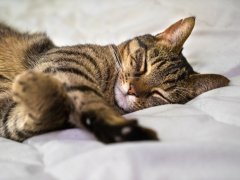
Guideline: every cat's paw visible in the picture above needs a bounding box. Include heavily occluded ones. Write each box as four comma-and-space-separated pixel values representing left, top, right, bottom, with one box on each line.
116, 120, 159, 142
12, 70, 65, 111
81, 111, 159, 143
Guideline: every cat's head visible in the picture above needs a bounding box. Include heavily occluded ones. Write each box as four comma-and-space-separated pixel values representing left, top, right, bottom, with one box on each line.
114, 17, 229, 112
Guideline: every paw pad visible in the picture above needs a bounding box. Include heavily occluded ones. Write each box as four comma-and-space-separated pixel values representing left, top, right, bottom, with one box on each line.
121, 127, 132, 135
85, 118, 92, 126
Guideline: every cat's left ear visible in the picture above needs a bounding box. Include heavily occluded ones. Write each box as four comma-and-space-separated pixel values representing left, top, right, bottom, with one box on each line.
156, 16, 195, 53
186, 74, 230, 96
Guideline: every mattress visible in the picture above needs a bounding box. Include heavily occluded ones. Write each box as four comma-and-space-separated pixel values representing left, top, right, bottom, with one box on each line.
0, 0, 240, 179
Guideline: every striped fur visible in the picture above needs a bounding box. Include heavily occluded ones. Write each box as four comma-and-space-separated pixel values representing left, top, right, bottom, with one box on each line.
0, 17, 229, 143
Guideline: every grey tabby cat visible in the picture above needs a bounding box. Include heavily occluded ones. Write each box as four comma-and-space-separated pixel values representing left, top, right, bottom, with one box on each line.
0, 17, 229, 143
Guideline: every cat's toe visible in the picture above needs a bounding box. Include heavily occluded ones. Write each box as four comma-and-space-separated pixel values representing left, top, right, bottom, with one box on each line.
80, 111, 159, 143
100, 119, 159, 143
12, 71, 37, 102
122, 124, 159, 141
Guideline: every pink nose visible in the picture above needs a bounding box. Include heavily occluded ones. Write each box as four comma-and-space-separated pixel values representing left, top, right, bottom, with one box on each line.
127, 84, 136, 96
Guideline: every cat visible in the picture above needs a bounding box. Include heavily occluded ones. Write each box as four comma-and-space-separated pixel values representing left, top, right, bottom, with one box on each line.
0, 17, 229, 143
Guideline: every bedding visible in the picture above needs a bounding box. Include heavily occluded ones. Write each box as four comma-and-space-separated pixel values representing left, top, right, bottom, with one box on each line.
0, 0, 240, 179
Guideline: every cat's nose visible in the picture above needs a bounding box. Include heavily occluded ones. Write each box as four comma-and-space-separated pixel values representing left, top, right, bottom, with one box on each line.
127, 84, 137, 96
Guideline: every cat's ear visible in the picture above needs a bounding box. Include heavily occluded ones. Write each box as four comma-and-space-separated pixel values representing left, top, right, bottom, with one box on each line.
156, 16, 195, 52
186, 74, 229, 96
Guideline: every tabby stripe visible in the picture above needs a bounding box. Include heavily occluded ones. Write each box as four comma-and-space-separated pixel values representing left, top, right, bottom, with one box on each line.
66, 85, 103, 98
164, 84, 177, 91
110, 45, 122, 67
102, 67, 111, 91
43, 67, 96, 84
40, 57, 99, 79
136, 37, 147, 50
120, 41, 130, 55
53, 57, 98, 77
85, 46, 102, 55
163, 66, 179, 77
155, 60, 167, 69
2, 103, 16, 125
39, 57, 82, 67
48, 50, 99, 69
151, 58, 161, 66
46, 49, 80, 56
106, 67, 111, 83
88, 46, 116, 84
143, 53, 148, 73
126, 42, 131, 55
0, 87, 9, 92
176, 70, 187, 81
79, 53, 100, 72
164, 63, 180, 75
104, 57, 113, 90
121, 41, 131, 55
46, 50, 102, 75
102, 46, 115, 91
121, 41, 130, 54
134, 53, 148, 77
2, 102, 16, 138
54, 57, 83, 66
163, 78, 176, 84
0, 74, 10, 81
75, 52, 102, 78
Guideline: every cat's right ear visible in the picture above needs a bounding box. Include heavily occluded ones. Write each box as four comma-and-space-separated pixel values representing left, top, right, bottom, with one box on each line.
156, 17, 195, 53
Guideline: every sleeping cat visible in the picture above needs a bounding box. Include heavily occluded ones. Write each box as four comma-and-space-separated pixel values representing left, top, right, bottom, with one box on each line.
0, 17, 229, 143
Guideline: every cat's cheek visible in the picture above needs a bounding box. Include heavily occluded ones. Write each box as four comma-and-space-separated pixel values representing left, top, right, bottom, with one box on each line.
114, 86, 137, 112
127, 95, 137, 107
115, 93, 129, 112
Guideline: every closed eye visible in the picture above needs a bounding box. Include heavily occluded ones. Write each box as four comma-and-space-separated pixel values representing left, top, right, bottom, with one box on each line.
151, 90, 171, 103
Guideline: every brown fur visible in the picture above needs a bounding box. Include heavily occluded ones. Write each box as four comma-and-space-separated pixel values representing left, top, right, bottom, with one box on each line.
0, 17, 229, 143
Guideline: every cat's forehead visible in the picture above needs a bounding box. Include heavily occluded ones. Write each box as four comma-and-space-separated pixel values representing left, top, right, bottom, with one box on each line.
129, 34, 156, 49
128, 34, 173, 56
135, 34, 156, 43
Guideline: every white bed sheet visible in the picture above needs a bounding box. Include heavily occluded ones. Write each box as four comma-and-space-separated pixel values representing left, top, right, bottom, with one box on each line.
0, 0, 240, 179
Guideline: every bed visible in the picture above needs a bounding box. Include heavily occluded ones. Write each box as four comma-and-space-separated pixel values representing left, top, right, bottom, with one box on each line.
0, 0, 240, 179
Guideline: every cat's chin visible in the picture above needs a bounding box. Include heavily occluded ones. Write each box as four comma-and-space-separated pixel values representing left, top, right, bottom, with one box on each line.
114, 83, 136, 112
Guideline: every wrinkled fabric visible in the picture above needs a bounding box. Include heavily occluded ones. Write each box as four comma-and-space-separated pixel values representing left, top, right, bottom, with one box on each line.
0, 0, 240, 179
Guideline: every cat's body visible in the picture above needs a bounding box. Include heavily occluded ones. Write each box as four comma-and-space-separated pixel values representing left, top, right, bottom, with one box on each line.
0, 17, 229, 143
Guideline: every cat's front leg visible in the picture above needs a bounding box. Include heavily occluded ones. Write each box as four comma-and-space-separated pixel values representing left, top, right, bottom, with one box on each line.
68, 90, 159, 143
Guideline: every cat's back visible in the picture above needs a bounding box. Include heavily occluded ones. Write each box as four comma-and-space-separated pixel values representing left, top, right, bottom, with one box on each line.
36, 43, 117, 84
0, 23, 54, 81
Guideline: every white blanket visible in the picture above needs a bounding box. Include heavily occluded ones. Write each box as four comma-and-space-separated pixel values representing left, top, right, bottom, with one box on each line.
0, 0, 240, 179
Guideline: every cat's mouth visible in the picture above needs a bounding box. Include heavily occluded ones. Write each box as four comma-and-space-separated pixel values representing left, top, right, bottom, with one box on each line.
114, 83, 136, 113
